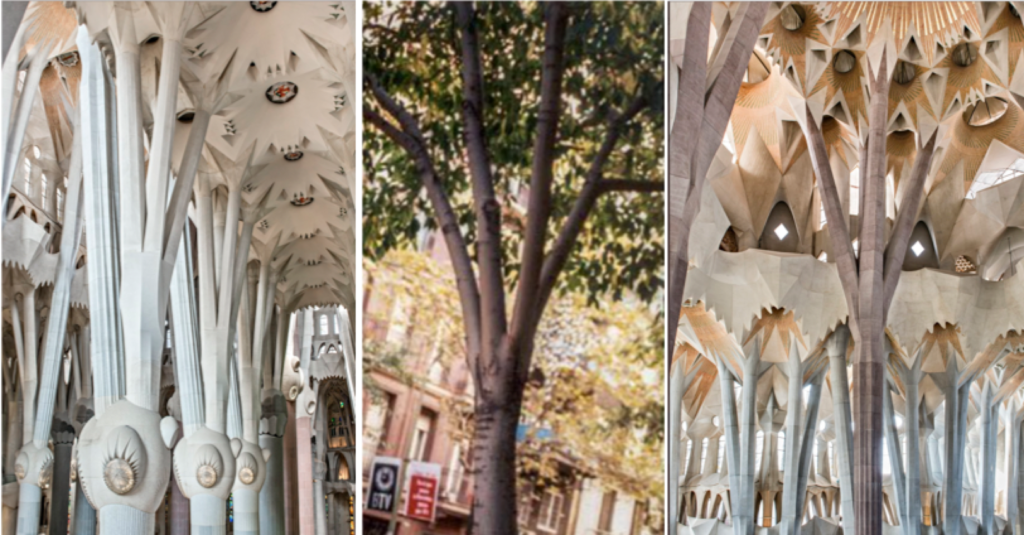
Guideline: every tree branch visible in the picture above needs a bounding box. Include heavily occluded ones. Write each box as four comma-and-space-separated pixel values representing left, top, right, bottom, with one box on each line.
509, 2, 570, 352
533, 95, 652, 335
364, 76, 485, 387
454, 1, 511, 377
882, 129, 937, 315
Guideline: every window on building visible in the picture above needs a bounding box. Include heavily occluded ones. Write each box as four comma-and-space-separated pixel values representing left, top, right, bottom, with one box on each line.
538, 490, 563, 532
853, 239, 860, 257
328, 394, 353, 449
410, 410, 435, 461
446, 443, 465, 498
717, 440, 724, 472
850, 167, 860, 215
40, 173, 47, 208
518, 493, 534, 527
319, 314, 329, 335
56, 189, 63, 220
337, 455, 350, 481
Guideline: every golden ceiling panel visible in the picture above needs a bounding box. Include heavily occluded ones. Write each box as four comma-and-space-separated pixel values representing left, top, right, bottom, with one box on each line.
888, 63, 935, 127
811, 48, 868, 131
732, 73, 803, 171
937, 98, 1024, 192
985, 4, 1024, 81
761, 3, 828, 89
829, 2, 980, 64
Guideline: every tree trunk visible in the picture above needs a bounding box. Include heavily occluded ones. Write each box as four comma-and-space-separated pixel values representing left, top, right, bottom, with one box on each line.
470, 393, 523, 535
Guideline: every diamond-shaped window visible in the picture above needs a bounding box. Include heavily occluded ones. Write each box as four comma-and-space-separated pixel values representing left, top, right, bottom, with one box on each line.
911, 241, 925, 257
774, 224, 789, 240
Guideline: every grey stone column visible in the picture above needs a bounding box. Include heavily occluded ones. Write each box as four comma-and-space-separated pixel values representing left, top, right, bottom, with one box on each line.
827, 327, 856, 532
15, 484, 41, 535
943, 380, 970, 535
260, 391, 287, 535
284, 401, 299, 535
49, 417, 76, 535
735, 340, 763, 535
979, 382, 997, 535
168, 465, 189, 535
312, 461, 327, 535
717, 358, 741, 529
72, 482, 96, 535
883, 383, 907, 529
779, 342, 804, 535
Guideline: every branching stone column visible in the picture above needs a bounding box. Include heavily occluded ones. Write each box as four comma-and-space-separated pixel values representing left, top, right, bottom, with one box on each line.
883, 378, 908, 530
2, 37, 53, 218
892, 348, 925, 535
735, 337, 767, 535
15, 116, 84, 535
74, 7, 196, 532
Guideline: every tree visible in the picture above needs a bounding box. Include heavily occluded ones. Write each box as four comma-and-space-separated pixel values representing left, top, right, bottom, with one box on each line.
364, 2, 664, 531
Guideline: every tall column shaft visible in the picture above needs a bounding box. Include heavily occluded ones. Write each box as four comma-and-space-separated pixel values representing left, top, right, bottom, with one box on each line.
284, 401, 299, 535
14, 484, 40, 535
669, 362, 684, 531
72, 483, 96, 535
49, 442, 73, 535
829, 344, 856, 532
234, 488, 260, 535
980, 386, 997, 535
312, 478, 327, 535
99, 505, 155, 534
168, 463, 189, 535
296, 417, 316, 535
259, 435, 285, 534
190, 494, 226, 535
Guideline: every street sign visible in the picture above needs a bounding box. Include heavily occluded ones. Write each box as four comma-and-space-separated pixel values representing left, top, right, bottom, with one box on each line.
404, 461, 442, 523
367, 457, 402, 513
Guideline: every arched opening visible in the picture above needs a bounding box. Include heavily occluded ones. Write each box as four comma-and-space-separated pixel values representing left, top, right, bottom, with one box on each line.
761, 202, 800, 253
982, 226, 1024, 280
902, 221, 940, 271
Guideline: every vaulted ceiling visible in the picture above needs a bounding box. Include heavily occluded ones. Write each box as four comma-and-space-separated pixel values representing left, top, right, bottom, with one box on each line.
4, 1, 355, 314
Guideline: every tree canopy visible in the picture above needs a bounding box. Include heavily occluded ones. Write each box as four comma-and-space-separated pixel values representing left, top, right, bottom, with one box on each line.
363, 1, 665, 305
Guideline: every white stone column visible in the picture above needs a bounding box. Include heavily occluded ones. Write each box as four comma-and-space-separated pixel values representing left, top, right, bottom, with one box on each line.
827, 326, 856, 532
